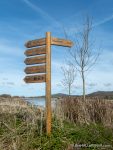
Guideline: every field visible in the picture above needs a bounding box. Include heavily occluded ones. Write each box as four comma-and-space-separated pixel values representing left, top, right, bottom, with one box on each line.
0, 96, 113, 150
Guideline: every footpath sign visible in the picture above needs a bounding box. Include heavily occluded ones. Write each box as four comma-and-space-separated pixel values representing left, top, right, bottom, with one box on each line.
24, 32, 73, 135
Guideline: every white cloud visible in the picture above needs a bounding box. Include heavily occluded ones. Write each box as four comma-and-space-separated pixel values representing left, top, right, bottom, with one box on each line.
62, 13, 113, 36
22, 0, 60, 26
93, 14, 113, 27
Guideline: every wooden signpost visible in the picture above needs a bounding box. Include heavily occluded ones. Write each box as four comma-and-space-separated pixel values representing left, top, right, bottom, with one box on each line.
24, 32, 73, 135
24, 74, 46, 83
25, 65, 46, 74
24, 55, 46, 65
25, 38, 46, 48
24, 46, 46, 56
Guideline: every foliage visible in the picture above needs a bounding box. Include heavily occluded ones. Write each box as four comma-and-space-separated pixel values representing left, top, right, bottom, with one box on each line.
0, 113, 113, 150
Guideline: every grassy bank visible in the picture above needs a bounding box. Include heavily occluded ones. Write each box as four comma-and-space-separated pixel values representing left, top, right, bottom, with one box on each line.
0, 97, 113, 150
0, 115, 113, 149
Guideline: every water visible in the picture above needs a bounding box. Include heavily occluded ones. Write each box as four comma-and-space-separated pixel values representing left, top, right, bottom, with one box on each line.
24, 97, 57, 107
24, 97, 45, 107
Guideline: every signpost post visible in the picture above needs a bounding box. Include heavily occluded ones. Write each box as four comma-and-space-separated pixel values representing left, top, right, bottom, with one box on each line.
46, 32, 51, 135
24, 32, 73, 135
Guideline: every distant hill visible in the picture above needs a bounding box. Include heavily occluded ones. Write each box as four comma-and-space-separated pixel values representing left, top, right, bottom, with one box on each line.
0, 94, 20, 98
87, 91, 113, 99
53, 91, 113, 98
26, 93, 68, 99
52, 93, 68, 98
52, 91, 113, 99
87, 91, 113, 96
1, 91, 113, 99
0, 94, 11, 98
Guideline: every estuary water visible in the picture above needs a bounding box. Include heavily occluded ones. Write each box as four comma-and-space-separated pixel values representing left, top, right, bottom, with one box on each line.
24, 97, 57, 107
24, 97, 45, 107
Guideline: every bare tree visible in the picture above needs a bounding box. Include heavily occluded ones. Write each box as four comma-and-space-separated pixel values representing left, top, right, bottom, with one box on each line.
61, 64, 76, 96
69, 16, 99, 100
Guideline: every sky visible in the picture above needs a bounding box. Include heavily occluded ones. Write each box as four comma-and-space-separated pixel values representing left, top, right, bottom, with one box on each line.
0, 0, 113, 96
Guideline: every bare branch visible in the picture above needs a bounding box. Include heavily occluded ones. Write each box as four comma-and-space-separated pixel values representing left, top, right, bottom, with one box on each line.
61, 64, 76, 95
67, 16, 99, 100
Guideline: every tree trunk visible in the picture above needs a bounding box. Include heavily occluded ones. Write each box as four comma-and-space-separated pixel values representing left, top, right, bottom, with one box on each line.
81, 70, 85, 101
69, 84, 71, 96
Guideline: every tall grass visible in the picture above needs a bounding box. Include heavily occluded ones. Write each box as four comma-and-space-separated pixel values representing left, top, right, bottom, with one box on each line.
0, 97, 45, 150
0, 97, 113, 149
54, 97, 113, 127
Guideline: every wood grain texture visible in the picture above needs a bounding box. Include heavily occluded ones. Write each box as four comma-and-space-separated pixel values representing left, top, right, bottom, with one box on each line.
46, 32, 52, 135
25, 38, 46, 48
51, 37, 73, 47
24, 46, 46, 56
24, 65, 46, 74
24, 55, 46, 65
24, 74, 46, 83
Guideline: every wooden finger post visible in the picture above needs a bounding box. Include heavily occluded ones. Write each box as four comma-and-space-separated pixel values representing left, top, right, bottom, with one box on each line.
24, 32, 73, 135
46, 32, 51, 135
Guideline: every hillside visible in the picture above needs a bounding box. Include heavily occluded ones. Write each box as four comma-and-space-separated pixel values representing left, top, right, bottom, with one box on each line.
87, 91, 113, 98
1, 91, 113, 99
52, 91, 113, 99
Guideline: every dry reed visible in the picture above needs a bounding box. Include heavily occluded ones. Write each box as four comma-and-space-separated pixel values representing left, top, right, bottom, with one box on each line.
54, 97, 113, 127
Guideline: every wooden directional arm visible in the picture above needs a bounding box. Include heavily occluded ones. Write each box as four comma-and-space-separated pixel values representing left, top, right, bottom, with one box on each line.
24, 74, 46, 83
25, 46, 46, 56
25, 38, 46, 48
24, 55, 46, 65
24, 65, 46, 74
51, 37, 73, 47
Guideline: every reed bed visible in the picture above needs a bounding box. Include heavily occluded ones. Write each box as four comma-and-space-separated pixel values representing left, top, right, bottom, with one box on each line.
0, 97, 45, 150
54, 97, 113, 127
